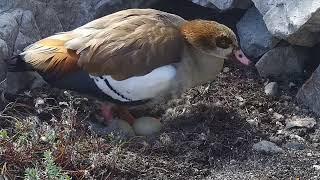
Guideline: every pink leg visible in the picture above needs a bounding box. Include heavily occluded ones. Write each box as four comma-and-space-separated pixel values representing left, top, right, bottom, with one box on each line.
114, 106, 136, 125
100, 103, 136, 125
100, 103, 114, 124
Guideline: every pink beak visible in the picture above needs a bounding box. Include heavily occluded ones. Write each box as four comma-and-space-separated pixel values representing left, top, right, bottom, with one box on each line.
231, 48, 252, 66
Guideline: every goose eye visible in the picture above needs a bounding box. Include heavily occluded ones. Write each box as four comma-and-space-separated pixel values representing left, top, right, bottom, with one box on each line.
216, 36, 232, 49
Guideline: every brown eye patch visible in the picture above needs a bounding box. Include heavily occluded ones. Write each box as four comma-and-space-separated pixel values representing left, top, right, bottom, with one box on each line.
216, 35, 233, 49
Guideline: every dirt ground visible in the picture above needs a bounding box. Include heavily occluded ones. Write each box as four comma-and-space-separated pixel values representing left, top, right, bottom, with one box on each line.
1, 60, 320, 180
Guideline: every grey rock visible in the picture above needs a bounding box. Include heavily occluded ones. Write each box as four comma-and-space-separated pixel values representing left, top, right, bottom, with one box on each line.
264, 82, 278, 96
297, 66, 320, 116
237, 7, 280, 58
273, 112, 284, 120
7, 0, 159, 38
191, 0, 252, 11
288, 82, 296, 89
35, 8, 64, 38
312, 143, 320, 148
313, 165, 320, 171
284, 141, 305, 150
310, 129, 320, 143
289, 134, 306, 142
253, 140, 284, 155
251, 0, 283, 15
310, 135, 320, 143
0, 10, 21, 54
285, 116, 317, 129
0, 9, 41, 85
4, 71, 47, 94
14, 10, 41, 53
0, 39, 8, 60
190, 0, 218, 9
252, 0, 320, 46
0, 0, 14, 13
1, 0, 159, 92
0, 39, 8, 82
223, 67, 230, 73
255, 46, 309, 79
246, 119, 258, 126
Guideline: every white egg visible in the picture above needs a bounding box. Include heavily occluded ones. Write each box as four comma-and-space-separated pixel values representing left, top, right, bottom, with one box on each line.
117, 119, 135, 136
133, 117, 162, 136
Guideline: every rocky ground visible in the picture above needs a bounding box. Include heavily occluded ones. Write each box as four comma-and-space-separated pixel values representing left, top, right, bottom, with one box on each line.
1, 61, 320, 179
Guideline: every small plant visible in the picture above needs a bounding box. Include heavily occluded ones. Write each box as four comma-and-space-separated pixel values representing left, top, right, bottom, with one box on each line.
24, 167, 41, 180
41, 129, 57, 144
0, 129, 9, 139
43, 151, 71, 180
23, 151, 71, 180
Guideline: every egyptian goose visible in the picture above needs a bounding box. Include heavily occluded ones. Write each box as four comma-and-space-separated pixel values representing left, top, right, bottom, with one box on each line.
6, 9, 251, 134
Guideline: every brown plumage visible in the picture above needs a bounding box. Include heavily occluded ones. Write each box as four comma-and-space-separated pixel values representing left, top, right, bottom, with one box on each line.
180, 20, 238, 51
20, 9, 249, 81
22, 38, 79, 74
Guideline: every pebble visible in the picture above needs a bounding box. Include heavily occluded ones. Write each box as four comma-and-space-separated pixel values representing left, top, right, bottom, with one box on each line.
275, 121, 284, 128
239, 101, 246, 107
312, 143, 320, 148
35, 98, 45, 108
289, 82, 296, 88
276, 129, 285, 135
313, 165, 320, 171
310, 134, 320, 143
247, 118, 258, 126
285, 116, 317, 129
273, 112, 284, 120
264, 82, 279, 96
284, 141, 305, 150
223, 67, 230, 73
229, 159, 237, 165
310, 129, 320, 143
253, 140, 284, 155
235, 96, 245, 102
289, 134, 305, 142
59, 102, 68, 107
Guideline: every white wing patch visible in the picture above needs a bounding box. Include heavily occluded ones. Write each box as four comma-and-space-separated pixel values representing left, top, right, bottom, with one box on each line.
90, 65, 177, 102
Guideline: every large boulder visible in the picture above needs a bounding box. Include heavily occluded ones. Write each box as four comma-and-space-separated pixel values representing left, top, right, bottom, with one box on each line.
255, 46, 310, 80
252, 0, 320, 47
297, 66, 320, 116
191, 0, 252, 11
251, 0, 282, 15
0, 0, 159, 93
14, 10, 42, 54
237, 7, 280, 59
0, 40, 8, 81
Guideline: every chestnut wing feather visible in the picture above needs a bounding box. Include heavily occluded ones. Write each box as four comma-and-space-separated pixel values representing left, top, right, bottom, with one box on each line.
68, 9, 186, 80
